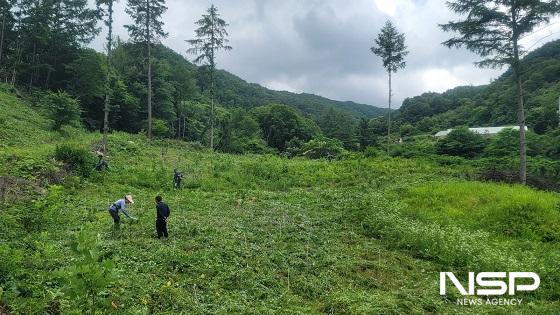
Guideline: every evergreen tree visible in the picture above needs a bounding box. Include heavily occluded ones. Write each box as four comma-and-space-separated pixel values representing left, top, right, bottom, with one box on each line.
357, 117, 377, 149
187, 4, 232, 150
125, 0, 168, 139
45, 0, 99, 89
0, 0, 14, 79
371, 20, 408, 153
440, 0, 560, 184
318, 107, 356, 149
97, 0, 117, 152
11, 0, 98, 89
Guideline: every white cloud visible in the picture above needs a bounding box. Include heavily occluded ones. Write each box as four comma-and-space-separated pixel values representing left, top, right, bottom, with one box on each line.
88, 0, 560, 108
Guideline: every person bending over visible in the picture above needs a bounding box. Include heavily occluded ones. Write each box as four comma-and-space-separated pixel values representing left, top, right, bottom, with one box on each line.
108, 195, 136, 228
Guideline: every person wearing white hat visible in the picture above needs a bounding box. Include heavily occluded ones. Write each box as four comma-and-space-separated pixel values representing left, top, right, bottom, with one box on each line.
108, 195, 136, 226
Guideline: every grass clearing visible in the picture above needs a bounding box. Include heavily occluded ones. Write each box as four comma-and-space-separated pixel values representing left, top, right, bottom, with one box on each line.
2, 95, 560, 314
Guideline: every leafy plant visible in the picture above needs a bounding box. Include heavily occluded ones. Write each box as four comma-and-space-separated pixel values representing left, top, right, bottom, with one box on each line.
300, 137, 346, 160
54, 144, 96, 178
152, 119, 171, 139
436, 128, 487, 158
42, 92, 82, 131
59, 225, 117, 314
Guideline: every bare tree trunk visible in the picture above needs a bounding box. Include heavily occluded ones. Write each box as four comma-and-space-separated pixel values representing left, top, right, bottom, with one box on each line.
11, 45, 21, 85
0, 12, 6, 71
11, 5, 22, 86
516, 74, 527, 185
513, 36, 527, 185
45, 67, 51, 89
210, 70, 214, 149
387, 70, 392, 153
29, 43, 36, 89
146, 0, 153, 139
102, 1, 114, 154
209, 12, 216, 150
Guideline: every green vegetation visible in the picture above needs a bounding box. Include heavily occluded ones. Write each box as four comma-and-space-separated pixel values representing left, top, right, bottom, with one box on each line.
382, 40, 560, 184
1, 1, 560, 312
54, 144, 96, 178
1, 82, 560, 314
436, 128, 487, 158
44, 91, 82, 131
371, 20, 408, 149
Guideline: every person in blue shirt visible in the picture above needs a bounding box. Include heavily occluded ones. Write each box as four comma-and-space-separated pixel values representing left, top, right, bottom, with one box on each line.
108, 195, 136, 227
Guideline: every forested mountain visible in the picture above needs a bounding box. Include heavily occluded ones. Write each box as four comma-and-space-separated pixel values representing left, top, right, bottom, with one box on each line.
118, 43, 387, 122
1, 0, 557, 155
0, 0, 385, 153
390, 39, 560, 136
212, 68, 387, 118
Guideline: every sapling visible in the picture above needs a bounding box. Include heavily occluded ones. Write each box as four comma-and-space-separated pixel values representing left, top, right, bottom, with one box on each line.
59, 225, 117, 314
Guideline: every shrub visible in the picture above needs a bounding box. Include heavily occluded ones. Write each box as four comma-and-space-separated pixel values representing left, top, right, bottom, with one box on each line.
54, 144, 95, 177
363, 146, 381, 158
58, 225, 117, 314
436, 127, 487, 158
42, 91, 81, 131
152, 119, 171, 138
285, 138, 306, 158
485, 128, 518, 157
242, 138, 276, 154
107, 134, 140, 154
301, 137, 346, 160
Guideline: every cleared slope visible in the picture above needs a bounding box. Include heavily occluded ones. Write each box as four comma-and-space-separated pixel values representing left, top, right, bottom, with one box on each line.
1, 92, 559, 314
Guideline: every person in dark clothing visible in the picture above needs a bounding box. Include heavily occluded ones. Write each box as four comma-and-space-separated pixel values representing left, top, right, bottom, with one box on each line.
173, 169, 183, 189
155, 195, 170, 238
95, 154, 109, 171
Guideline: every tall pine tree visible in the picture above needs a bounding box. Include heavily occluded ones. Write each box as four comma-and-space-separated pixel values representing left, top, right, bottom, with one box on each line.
12, 0, 98, 89
0, 0, 15, 80
371, 20, 408, 153
187, 4, 231, 150
441, 0, 560, 185
97, 0, 117, 152
125, 0, 167, 139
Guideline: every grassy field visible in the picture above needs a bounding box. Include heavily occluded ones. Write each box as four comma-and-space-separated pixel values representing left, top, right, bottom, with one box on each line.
1, 90, 560, 314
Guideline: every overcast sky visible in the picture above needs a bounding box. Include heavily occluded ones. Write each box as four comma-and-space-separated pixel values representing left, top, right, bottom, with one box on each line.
88, 0, 560, 108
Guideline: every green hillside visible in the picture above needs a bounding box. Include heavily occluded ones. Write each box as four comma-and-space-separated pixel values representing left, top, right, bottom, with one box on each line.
395, 39, 560, 135
2, 88, 560, 314
212, 67, 387, 118
73, 43, 385, 136
362, 40, 560, 185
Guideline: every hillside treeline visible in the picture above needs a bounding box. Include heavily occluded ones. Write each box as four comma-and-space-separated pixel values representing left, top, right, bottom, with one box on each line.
0, 0, 387, 156
383, 40, 560, 137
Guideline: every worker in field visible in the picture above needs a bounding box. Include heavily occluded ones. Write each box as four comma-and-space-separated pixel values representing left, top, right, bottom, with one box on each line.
155, 195, 171, 238
173, 169, 183, 189
108, 195, 136, 228
95, 153, 109, 171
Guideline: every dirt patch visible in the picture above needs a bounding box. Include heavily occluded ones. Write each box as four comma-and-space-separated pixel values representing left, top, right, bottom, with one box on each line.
0, 176, 44, 204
